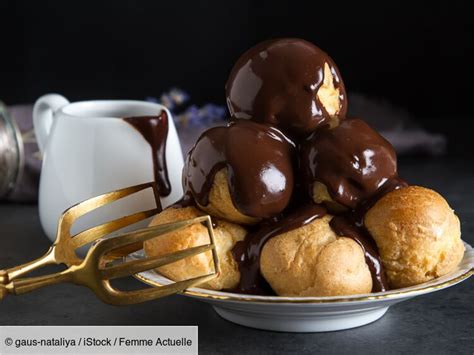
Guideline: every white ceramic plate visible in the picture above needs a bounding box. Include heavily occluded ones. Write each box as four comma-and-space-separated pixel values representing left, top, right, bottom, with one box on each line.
130, 242, 474, 332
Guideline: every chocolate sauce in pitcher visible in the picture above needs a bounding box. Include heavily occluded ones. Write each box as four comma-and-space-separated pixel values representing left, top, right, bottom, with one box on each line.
124, 110, 171, 211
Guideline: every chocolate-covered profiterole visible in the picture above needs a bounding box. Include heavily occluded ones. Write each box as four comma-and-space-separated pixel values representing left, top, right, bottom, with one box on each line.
301, 118, 403, 210
300, 117, 408, 292
183, 119, 295, 218
232, 204, 327, 294
124, 111, 170, 211
226, 38, 347, 135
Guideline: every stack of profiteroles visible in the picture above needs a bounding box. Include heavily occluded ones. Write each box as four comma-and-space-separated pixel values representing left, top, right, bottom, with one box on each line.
144, 38, 464, 296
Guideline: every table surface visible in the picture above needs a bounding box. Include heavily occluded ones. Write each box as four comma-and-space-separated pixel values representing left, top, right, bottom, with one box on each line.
0, 157, 473, 354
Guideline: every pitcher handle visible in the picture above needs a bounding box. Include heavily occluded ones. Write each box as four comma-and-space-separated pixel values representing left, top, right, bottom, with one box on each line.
33, 94, 69, 153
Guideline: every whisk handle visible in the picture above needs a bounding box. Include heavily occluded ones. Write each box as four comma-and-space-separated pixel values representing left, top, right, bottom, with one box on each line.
0, 271, 72, 299
0, 247, 56, 284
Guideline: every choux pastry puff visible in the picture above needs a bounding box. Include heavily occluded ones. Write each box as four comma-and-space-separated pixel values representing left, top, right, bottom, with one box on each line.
365, 186, 464, 288
260, 215, 372, 296
144, 206, 246, 291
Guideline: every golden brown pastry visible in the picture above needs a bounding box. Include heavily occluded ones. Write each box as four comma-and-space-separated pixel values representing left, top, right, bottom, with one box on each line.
197, 169, 260, 225
260, 215, 372, 296
144, 206, 247, 290
316, 63, 344, 124
311, 181, 347, 213
365, 186, 464, 288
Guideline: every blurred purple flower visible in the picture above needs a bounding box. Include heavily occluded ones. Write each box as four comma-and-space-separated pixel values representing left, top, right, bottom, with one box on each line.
147, 88, 227, 130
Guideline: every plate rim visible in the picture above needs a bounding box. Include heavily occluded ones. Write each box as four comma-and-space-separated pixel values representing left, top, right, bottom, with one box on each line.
133, 241, 474, 304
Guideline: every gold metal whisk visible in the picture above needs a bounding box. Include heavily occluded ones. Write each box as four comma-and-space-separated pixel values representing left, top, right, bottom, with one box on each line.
0, 182, 219, 305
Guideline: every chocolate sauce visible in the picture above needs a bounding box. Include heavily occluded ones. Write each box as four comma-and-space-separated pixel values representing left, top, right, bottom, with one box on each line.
301, 118, 401, 210
333, 174, 406, 292
183, 120, 295, 218
226, 38, 347, 135
329, 216, 388, 292
231, 204, 327, 294
124, 111, 171, 211
328, 175, 407, 292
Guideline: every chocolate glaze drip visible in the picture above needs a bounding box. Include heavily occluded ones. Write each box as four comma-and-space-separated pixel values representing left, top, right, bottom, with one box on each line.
331, 177, 407, 292
183, 120, 295, 218
226, 38, 347, 135
301, 118, 400, 210
124, 111, 171, 212
231, 204, 327, 295
329, 174, 407, 293
330, 216, 388, 292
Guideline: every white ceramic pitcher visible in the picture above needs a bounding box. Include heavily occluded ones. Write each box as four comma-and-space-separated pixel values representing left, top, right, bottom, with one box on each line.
33, 94, 184, 242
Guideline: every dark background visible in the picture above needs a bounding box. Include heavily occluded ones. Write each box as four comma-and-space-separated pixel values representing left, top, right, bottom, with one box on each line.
2, 0, 473, 154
